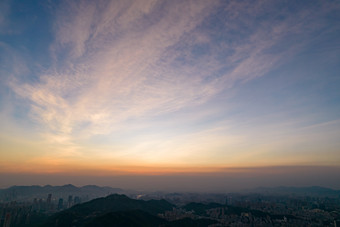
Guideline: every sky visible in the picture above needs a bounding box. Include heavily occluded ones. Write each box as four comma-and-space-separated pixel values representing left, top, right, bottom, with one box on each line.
0, 0, 340, 191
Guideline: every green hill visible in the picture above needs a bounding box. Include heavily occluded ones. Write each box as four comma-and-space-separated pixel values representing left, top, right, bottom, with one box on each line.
40, 194, 174, 227
84, 210, 166, 227
40, 194, 218, 227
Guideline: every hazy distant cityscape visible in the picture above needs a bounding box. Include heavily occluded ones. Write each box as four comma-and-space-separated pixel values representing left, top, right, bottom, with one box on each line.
1, 185, 339, 226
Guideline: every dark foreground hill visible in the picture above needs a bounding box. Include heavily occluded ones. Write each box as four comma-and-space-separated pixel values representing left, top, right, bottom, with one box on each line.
40, 194, 217, 227
67, 194, 175, 215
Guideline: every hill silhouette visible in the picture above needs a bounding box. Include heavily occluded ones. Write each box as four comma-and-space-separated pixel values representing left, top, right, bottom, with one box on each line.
68, 194, 175, 215
83, 210, 165, 227
41, 194, 174, 226
39, 194, 217, 227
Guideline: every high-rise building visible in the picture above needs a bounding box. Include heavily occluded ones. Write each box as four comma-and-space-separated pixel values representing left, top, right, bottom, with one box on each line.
38, 199, 43, 210
47, 194, 52, 210
57, 198, 64, 210
47, 194, 52, 204
67, 195, 73, 208
74, 196, 81, 205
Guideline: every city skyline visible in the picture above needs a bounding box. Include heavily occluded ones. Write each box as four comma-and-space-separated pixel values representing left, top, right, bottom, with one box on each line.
0, 0, 340, 190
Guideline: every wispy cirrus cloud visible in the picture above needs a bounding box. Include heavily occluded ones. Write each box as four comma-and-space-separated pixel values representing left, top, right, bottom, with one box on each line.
7, 0, 340, 163
11, 0, 220, 139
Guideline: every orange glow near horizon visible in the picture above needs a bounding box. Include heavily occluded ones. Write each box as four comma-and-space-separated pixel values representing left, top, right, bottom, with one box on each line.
1, 0, 340, 190
2, 156, 339, 177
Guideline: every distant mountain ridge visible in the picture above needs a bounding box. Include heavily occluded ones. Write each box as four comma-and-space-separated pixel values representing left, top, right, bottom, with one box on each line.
245, 186, 340, 197
0, 184, 123, 202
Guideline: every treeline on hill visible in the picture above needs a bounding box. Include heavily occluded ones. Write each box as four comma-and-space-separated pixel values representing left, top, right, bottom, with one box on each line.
38, 194, 217, 227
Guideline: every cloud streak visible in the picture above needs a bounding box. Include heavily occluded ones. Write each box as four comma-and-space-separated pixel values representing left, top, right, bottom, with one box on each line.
12, 0, 221, 139
4, 0, 340, 167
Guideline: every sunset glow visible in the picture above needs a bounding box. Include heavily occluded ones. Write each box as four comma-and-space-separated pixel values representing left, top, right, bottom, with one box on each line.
0, 0, 340, 190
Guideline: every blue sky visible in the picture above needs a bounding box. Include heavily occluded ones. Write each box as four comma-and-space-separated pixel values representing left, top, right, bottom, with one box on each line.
0, 0, 340, 189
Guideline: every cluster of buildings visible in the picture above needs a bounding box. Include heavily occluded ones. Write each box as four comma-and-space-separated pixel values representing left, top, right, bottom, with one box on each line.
158, 194, 340, 226
31, 193, 81, 212
0, 193, 82, 227
1, 189, 340, 227
204, 206, 338, 226
159, 207, 195, 221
